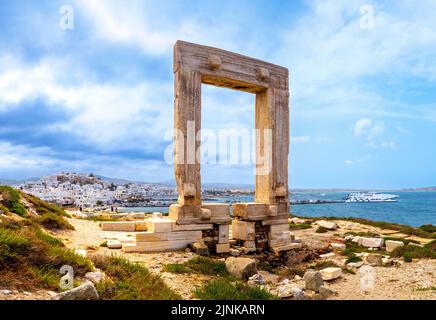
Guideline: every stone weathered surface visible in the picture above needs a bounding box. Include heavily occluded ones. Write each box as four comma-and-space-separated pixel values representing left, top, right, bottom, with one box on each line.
304, 270, 324, 292
85, 272, 104, 284
320, 252, 336, 259
315, 220, 337, 230
101, 221, 136, 232
366, 254, 383, 266
319, 267, 342, 281
52, 282, 99, 300
107, 240, 122, 249
330, 243, 346, 250
191, 242, 209, 256
385, 240, 404, 252
318, 285, 335, 299
215, 243, 230, 254
225, 257, 257, 280
361, 237, 384, 248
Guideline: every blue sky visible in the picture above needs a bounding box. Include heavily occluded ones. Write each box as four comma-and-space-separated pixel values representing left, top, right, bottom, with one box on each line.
0, 0, 435, 188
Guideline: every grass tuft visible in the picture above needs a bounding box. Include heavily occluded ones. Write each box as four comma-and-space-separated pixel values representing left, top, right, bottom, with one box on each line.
163, 257, 228, 276
92, 255, 180, 300
289, 223, 312, 231
195, 279, 277, 300
390, 240, 436, 262
315, 226, 329, 233
0, 186, 27, 217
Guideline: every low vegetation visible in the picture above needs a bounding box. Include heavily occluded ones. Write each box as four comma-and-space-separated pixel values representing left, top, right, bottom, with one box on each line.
163, 257, 228, 276
0, 186, 27, 217
341, 240, 388, 257
194, 279, 277, 300
302, 215, 436, 239
315, 226, 329, 233
0, 217, 92, 290
288, 223, 312, 231
390, 240, 436, 262
92, 255, 180, 300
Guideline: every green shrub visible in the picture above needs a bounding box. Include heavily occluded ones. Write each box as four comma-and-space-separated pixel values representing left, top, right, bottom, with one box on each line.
0, 204, 10, 215
345, 254, 362, 264
35, 212, 74, 231
289, 223, 312, 231
23, 193, 67, 217
35, 228, 64, 247
315, 226, 328, 233
163, 257, 228, 276
0, 186, 27, 217
195, 279, 277, 300
310, 260, 339, 270
419, 224, 436, 234
0, 227, 31, 264
92, 255, 180, 300
390, 241, 436, 262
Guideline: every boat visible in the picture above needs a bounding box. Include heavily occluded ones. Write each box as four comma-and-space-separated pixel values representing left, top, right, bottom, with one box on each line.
345, 192, 399, 203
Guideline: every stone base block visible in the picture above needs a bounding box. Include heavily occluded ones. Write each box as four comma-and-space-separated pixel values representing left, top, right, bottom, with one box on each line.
135, 230, 202, 242
169, 203, 231, 225
232, 220, 255, 241
101, 222, 136, 232
216, 243, 230, 254
122, 240, 193, 253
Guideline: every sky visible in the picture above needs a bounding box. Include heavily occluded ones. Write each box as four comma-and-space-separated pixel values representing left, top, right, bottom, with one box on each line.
0, 0, 435, 189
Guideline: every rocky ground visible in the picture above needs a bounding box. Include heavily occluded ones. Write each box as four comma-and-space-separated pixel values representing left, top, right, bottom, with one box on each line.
2, 216, 434, 300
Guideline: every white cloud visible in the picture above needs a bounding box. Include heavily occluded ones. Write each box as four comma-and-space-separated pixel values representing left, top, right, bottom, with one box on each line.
354, 118, 373, 136
0, 56, 172, 151
291, 136, 311, 143
381, 141, 396, 149
353, 118, 385, 139
276, 0, 436, 121
344, 159, 353, 165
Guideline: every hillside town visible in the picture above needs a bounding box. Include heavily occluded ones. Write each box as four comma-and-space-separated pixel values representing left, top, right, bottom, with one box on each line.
17, 172, 177, 208
16, 172, 250, 209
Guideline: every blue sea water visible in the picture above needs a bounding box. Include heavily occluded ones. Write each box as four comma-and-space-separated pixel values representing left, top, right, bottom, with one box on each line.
290, 191, 436, 227
120, 191, 436, 227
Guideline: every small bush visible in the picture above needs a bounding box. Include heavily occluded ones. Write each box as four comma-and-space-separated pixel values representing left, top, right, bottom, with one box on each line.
0, 186, 27, 217
310, 260, 339, 270
345, 254, 362, 264
315, 226, 328, 233
35, 212, 74, 231
163, 257, 228, 276
0, 204, 10, 215
289, 223, 312, 231
195, 279, 277, 300
35, 228, 64, 247
390, 241, 436, 262
0, 227, 31, 263
418, 224, 436, 234
23, 193, 67, 217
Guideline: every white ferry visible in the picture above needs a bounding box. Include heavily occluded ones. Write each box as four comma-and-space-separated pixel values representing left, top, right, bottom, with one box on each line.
345, 192, 399, 203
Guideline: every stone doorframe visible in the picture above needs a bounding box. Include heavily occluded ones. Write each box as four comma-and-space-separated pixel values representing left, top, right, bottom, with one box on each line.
169, 41, 290, 225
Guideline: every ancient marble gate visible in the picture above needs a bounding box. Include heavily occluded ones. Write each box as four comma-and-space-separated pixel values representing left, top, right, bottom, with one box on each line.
169, 41, 294, 253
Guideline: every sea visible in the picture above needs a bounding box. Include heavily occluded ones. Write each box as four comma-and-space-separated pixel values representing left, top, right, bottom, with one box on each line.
119, 191, 436, 227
